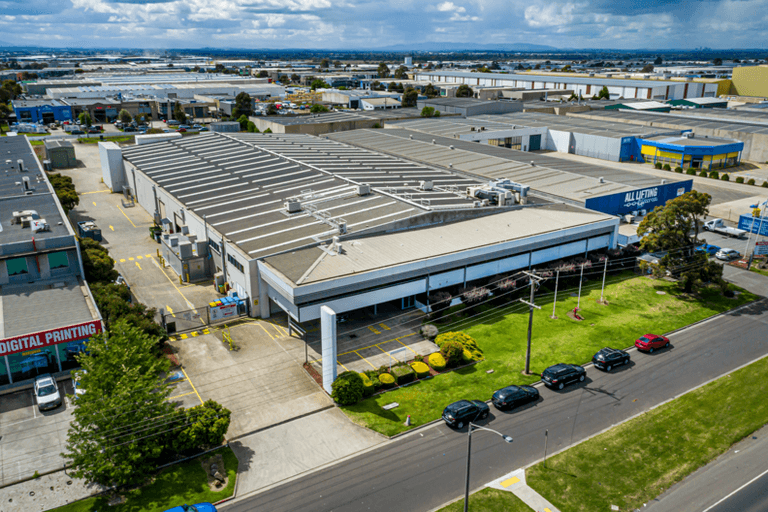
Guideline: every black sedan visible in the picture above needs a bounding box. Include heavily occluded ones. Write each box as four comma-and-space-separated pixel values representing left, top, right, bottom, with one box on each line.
442, 400, 489, 429
592, 347, 630, 372
491, 385, 539, 410
541, 363, 586, 390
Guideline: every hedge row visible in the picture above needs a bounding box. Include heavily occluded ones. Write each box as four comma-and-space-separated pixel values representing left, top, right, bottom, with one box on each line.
654, 161, 766, 187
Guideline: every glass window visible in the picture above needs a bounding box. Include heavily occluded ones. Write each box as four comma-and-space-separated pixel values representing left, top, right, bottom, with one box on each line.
7, 257, 29, 276
57, 338, 92, 371
8, 347, 58, 383
48, 251, 69, 270
0, 357, 9, 386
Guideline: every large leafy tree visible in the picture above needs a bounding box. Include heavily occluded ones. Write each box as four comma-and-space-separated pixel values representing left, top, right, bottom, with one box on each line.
377, 62, 390, 78
638, 190, 723, 292
63, 321, 179, 488
402, 87, 419, 108
118, 109, 132, 124
233, 91, 252, 118
456, 84, 473, 98
78, 111, 92, 127
79, 237, 119, 284
173, 102, 187, 124
48, 173, 80, 213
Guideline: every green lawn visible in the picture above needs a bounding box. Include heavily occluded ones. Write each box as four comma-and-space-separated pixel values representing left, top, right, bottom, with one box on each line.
750, 266, 768, 278
51, 446, 238, 512
341, 273, 757, 436
527, 353, 768, 512
437, 487, 533, 512
77, 135, 135, 144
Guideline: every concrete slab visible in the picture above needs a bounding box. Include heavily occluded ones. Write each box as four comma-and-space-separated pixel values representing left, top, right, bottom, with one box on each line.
709, 195, 768, 223
229, 408, 384, 497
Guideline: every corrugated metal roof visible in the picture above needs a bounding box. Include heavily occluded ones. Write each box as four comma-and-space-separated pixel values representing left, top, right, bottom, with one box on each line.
417, 70, 681, 88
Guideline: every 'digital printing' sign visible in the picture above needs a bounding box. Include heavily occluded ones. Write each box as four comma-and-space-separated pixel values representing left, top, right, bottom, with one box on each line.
0, 321, 102, 357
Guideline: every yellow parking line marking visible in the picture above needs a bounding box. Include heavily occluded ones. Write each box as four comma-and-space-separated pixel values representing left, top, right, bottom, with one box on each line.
117, 206, 137, 228
367, 326, 380, 334
181, 367, 204, 405
145, 254, 153, 258
92, 201, 97, 206
396, 334, 418, 354
544, 509, 552, 512
354, 350, 377, 369
256, 322, 276, 340
153, 258, 195, 308
135, 262, 141, 270
338, 361, 349, 371
136, 255, 143, 260
379, 323, 391, 330
191, 331, 198, 337
80, 190, 110, 195
167, 306, 175, 317
128, 257, 134, 261
167, 391, 196, 400
500, 476, 520, 488
179, 333, 188, 339
109, 225, 114, 231
119, 259, 126, 263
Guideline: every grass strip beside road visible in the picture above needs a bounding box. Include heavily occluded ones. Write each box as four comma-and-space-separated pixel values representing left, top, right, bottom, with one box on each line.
77, 135, 135, 144
341, 274, 757, 437
437, 487, 534, 512
526, 353, 768, 512
51, 446, 238, 512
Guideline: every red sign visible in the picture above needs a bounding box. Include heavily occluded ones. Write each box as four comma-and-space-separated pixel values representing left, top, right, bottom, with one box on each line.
0, 321, 102, 357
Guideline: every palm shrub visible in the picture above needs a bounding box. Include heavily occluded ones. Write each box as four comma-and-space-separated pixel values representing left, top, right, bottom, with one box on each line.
331, 371, 364, 405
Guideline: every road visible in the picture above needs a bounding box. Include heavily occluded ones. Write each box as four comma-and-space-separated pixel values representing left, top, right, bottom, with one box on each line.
646, 422, 768, 512
222, 296, 768, 512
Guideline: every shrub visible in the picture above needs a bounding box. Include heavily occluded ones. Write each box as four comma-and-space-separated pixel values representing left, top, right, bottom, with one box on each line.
360, 373, 375, 396
391, 365, 416, 385
763, 181, 768, 188
428, 352, 446, 371
662, 164, 671, 171
654, 162, 662, 169
440, 340, 465, 367
410, 361, 430, 378
709, 170, 719, 179
721, 173, 729, 181
461, 349, 474, 362
435, 332, 483, 360
379, 373, 396, 388
420, 324, 439, 340
748, 178, 756, 185
735, 176, 745, 183
699, 170, 708, 177
674, 167, 683, 173
331, 371, 364, 405
687, 168, 697, 175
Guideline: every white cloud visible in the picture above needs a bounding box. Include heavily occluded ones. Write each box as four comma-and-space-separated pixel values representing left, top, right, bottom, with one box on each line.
437, 1, 465, 13
524, 2, 580, 27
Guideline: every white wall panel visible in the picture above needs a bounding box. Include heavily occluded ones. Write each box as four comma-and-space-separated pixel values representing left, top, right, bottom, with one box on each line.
429, 269, 464, 289
587, 234, 611, 251
531, 240, 586, 266
299, 279, 427, 321
465, 253, 530, 281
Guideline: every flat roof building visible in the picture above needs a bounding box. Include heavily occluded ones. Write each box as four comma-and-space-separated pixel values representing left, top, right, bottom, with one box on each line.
0, 137, 101, 389
416, 97, 523, 117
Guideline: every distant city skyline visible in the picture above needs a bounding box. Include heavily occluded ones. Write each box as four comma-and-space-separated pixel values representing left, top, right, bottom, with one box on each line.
0, 0, 766, 50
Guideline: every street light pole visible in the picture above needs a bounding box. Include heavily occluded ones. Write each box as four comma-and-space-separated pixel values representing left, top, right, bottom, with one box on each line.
464, 423, 513, 512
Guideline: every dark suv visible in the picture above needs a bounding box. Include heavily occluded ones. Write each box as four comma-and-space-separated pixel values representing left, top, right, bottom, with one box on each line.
592, 347, 630, 372
541, 363, 586, 390
491, 385, 539, 410
442, 400, 489, 429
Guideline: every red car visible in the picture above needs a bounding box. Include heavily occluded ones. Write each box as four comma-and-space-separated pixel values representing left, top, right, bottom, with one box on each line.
635, 334, 670, 353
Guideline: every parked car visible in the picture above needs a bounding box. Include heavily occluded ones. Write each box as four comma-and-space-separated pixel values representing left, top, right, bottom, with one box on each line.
177, 128, 187, 133
167, 119, 180, 126
442, 400, 489, 429
34, 374, 62, 411
592, 347, 630, 372
70, 129, 85, 135
179, 124, 191, 130
635, 333, 670, 353
491, 385, 539, 410
696, 243, 720, 256
123, 126, 137, 133
716, 248, 740, 261
192, 124, 202, 129
163, 504, 217, 512
87, 127, 101, 134
199, 127, 209, 131
541, 363, 586, 390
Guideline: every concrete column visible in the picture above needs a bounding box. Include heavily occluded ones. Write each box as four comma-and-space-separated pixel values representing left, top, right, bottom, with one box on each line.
258, 278, 270, 319
321, 306, 338, 394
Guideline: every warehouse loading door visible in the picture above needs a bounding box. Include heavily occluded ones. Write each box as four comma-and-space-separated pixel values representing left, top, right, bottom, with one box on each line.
529, 134, 541, 151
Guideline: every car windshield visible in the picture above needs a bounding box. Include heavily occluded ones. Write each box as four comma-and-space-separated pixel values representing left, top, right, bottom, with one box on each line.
38, 384, 57, 396
638, 336, 650, 342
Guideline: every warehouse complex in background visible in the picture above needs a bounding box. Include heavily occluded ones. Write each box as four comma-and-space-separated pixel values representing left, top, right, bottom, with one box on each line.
0, 137, 102, 388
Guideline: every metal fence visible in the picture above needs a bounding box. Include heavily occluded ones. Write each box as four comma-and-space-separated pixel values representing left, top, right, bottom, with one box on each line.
162, 301, 249, 334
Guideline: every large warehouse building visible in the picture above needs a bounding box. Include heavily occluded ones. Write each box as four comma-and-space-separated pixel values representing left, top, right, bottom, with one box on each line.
102, 132, 634, 323
414, 71, 721, 100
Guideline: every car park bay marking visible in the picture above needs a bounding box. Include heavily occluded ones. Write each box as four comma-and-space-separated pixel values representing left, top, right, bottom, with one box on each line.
92, 201, 97, 207
368, 326, 381, 334
379, 323, 391, 331
168, 391, 196, 401
500, 476, 520, 488
180, 367, 204, 405
354, 350, 377, 369
109, 225, 114, 231
117, 206, 137, 228
120, 259, 125, 263
80, 190, 110, 195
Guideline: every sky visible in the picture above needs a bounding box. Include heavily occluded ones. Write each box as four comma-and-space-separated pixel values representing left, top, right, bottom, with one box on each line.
0, 0, 766, 50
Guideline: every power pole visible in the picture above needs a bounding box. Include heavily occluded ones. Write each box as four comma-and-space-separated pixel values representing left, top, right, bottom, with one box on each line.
520, 272, 544, 375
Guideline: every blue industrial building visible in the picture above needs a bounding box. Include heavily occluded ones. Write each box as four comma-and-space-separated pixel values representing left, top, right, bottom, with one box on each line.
12, 99, 73, 124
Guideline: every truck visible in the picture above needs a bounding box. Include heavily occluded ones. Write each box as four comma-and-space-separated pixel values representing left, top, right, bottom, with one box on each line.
702, 218, 747, 238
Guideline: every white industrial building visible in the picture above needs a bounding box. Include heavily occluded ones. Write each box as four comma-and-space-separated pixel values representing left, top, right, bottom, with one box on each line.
414, 71, 720, 100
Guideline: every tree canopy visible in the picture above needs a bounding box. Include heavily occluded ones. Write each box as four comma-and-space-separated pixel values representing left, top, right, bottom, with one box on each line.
310, 78, 329, 90
402, 87, 419, 108
421, 106, 440, 118
310, 103, 329, 113
233, 91, 253, 118
455, 84, 473, 98
173, 102, 187, 124
48, 173, 80, 213
118, 109, 132, 124
377, 62, 390, 78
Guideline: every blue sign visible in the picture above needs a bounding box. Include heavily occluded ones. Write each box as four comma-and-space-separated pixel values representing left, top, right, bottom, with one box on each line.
738, 214, 768, 237
584, 180, 694, 216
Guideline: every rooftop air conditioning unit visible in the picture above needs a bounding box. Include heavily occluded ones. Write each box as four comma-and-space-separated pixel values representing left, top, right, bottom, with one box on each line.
419, 180, 433, 191
683, 132, 694, 138
337, 221, 347, 234
17, 159, 25, 172
285, 200, 302, 213
356, 184, 371, 196
598, 177, 605, 183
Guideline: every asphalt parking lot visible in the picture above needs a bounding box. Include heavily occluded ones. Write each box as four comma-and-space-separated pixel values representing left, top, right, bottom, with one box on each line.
0, 379, 75, 487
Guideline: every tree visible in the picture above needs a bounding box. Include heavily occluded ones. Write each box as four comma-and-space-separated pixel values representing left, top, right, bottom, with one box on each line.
637, 191, 722, 293
455, 84, 473, 98
173, 102, 187, 124
237, 114, 249, 131
257, 70, 269, 78
0, 103, 12, 133
77, 112, 92, 127
172, 400, 231, 453
309, 104, 329, 113
79, 237, 118, 284
310, 79, 329, 90
278, 75, 289, 85
641, 64, 654, 73
266, 104, 278, 116
428, 291, 452, 320
596, 85, 610, 100
423, 83, 439, 97
713, 58, 723, 66
402, 87, 418, 108
388, 81, 397, 92
290, 73, 300, 83
421, 106, 439, 117
63, 321, 178, 488
246, 121, 258, 133
118, 109, 132, 124
319, 58, 330, 69
371, 80, 382, 91
394, 65, 408, 79
331, 371, 364, 405
377, 62, 390, 78
233, 91, 252, 118
654, 56, 663, 65
48, 173, 80, 213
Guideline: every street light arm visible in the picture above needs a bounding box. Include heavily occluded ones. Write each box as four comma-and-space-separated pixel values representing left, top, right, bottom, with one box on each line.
468, 423, 513, 443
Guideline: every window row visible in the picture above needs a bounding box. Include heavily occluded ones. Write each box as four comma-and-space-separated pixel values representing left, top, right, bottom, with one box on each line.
5, 251, 70, 276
